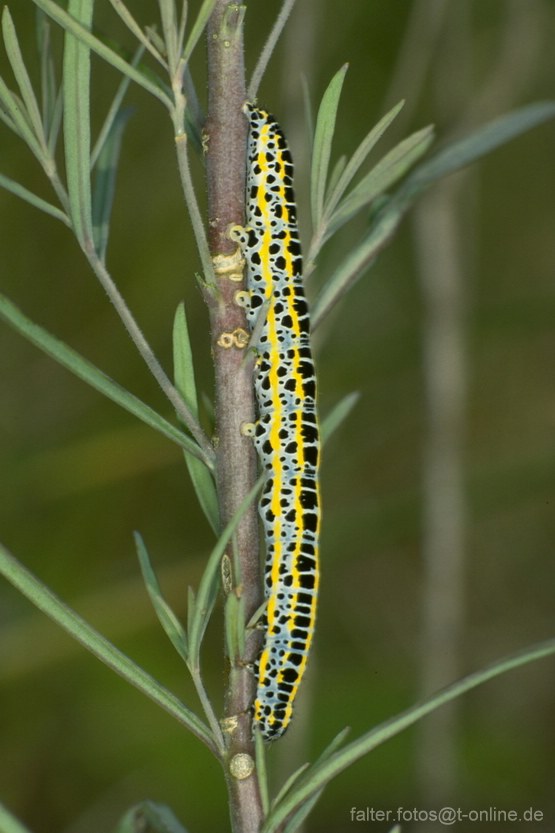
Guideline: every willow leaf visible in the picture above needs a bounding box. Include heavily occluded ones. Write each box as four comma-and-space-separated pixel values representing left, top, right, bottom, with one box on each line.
92, 44, 145, 168
254, 729, 270, 814
187, 477, 262, 671
395, 100, 555, 207
321, 392, 360, 445
314, 101, 555, 331
324, 154, 347, 206
328, 124, 434, 237
0, 77, 43, 158
2, 8, 45, 144
0, 173, 69, 225
224, 592, 245, 666
63, 0, 93, 247
0, 803, 34, 833
278, 727, 350, 833
92, 107, 131, 261
183, 0, 219, 65
311, 204, 403, 330
30, 0, 171, 109
135, 533, 188, 662
310, 64, 348, 229
36, 10, 57, 140
0, 543, 216, 753
114, 801, 190, 833
0, 293, 201, 458
263, 637, 555, 832
323, 99, 405, 219
159, 0, 179, 71
173, 303, 219, 533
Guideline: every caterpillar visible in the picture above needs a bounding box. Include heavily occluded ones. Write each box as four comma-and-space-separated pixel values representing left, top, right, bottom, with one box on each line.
233, 104, 320, 741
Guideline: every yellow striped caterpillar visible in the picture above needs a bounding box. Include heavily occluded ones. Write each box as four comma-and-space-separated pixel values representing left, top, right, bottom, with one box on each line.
232, 104, 321, 740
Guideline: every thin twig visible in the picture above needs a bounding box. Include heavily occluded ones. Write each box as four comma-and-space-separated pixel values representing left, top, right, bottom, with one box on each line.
248, 0, 298, 101
174, 129, 216, 289
91, 44, 145, 168
206, 1, 264, 830
108, 0, 168, 69
86, 250, 215, 467
190, 665, 226, 754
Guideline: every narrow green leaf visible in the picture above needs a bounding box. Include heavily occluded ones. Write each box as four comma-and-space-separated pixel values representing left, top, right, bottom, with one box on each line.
63, 0, 94, 248
315, 726, 351, 762
0, 803, 34, 833
114, 802, 190, 833
281, 792, 319, 833
187, 477, 263, 670
0, 293, 203, 458
310, 64, 348, 229
246, 597, 267, 631
30, 0, 172, 109
177, 3, 188, 60
224, 592, 245, 665
323, 154, 347, 207
263, 637, 555, 832
186, 585, 196, 639
182, 66, 203, 152
0, 543, 216, 753
321, 392, 360, 445
278, 726, 351, 833
0, 173, 70, 225
173, 302, 203, 417
186, 547, 223, 672
254, 729, 270, 815
315, 102, 555, 330
108, 1, 166, 68
36, 12, 63, 154
36, 11, 55, 127
396, 100, 555, 206
47, 88, 64, 157
92, 108, 131, 261
0, 102, 16, 132
140, 801, 190, 833
272, 762, 310, 808
182, 0, 219, 64
301, 74, 314, 148
0, 77, 44, 158
173, 303, 219, 533
92, 44, 145, 168
329, 125, 434, 237
311, 204, 404, 330
323, 99, 405, 219
247, 0, 295, 101
144, 25, 167, 58
135, 533, 188, 662
159, 0, 179, 72
2, 8, 45, 145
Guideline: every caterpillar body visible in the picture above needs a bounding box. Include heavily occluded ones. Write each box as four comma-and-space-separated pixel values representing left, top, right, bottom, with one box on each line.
236, 104, 320, 741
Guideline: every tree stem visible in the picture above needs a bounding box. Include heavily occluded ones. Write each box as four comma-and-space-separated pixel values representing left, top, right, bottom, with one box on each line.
205, 2, 264, 830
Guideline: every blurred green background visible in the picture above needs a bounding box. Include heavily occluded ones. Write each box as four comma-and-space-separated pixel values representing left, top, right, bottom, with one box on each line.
1, 1, 554, 831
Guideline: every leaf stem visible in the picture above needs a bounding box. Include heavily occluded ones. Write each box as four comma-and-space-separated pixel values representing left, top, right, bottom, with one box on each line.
205, 1, 264, 830
264, 636, 555, 832
108, 0, 168, 69
248, 0, 298, 101
86, 251, 215, 467
0, 543, 218, 755
174, 127, 215, 290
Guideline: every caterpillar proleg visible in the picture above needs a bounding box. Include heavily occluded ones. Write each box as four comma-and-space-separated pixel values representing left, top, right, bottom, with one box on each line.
236, 104, 321, 741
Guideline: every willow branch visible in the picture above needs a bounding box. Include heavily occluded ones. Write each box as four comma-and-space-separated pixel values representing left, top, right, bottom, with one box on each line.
205, 2, 264, 831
